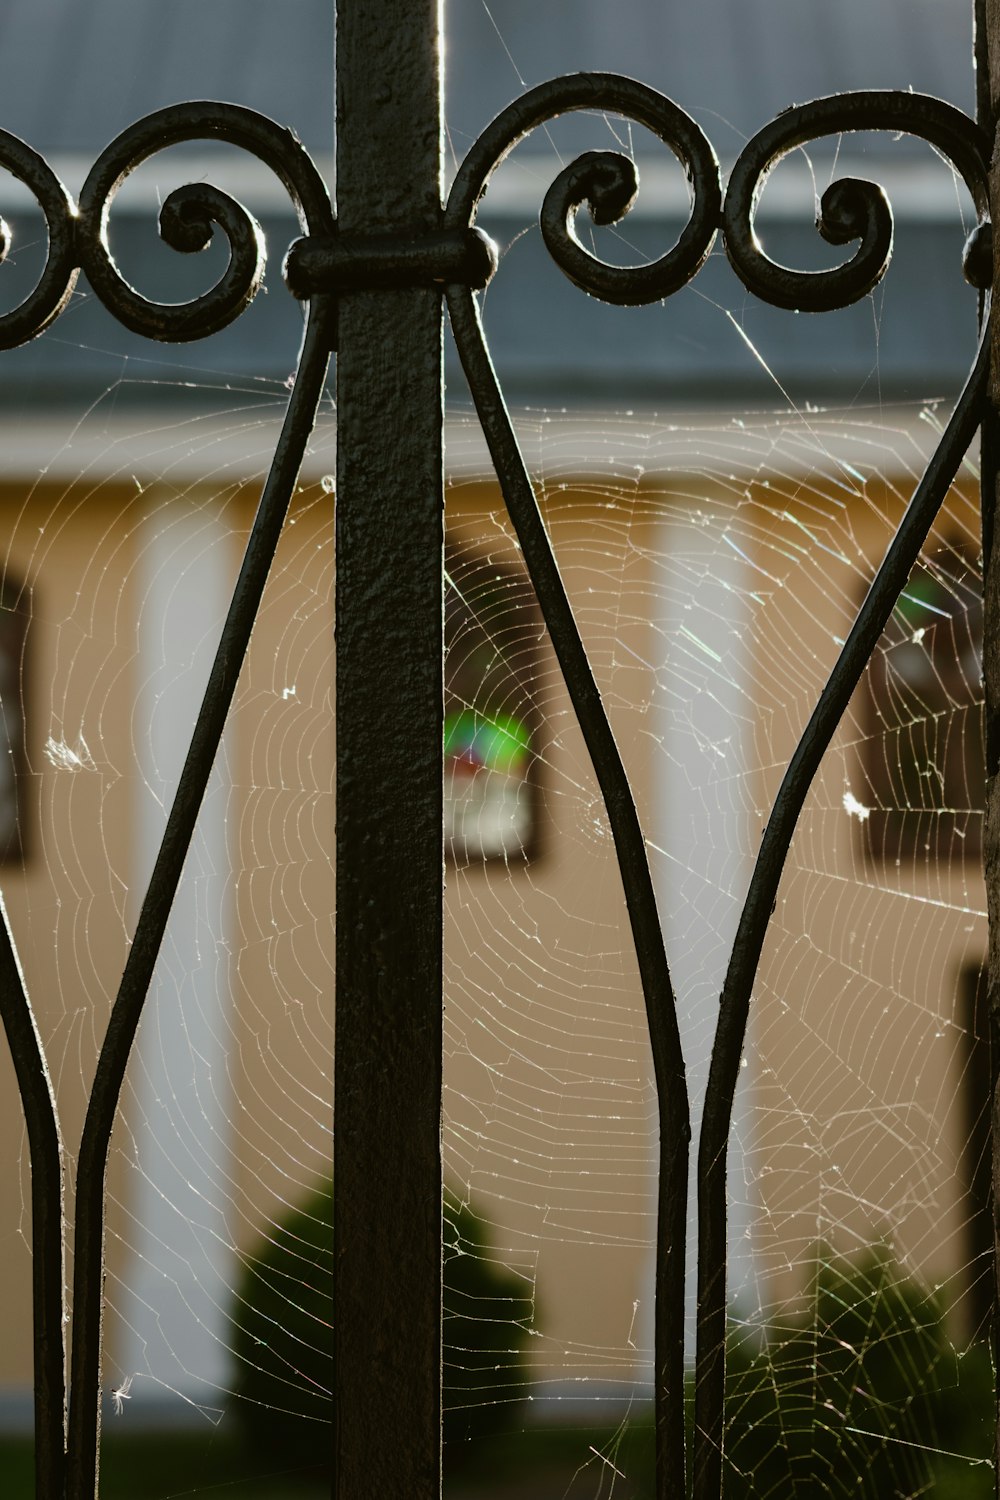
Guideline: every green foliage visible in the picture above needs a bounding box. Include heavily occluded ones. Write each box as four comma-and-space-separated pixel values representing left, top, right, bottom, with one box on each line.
229, 1179, 532, 1480
720, 1247, 992, 1499
229, 1179, 333, 1481
615, 1248, 991, 1499
228, 1231, 992, 1493
442, 1184, 534, 1454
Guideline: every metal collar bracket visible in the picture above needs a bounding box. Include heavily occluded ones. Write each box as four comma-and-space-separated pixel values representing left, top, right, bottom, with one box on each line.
284, 224, 498, 299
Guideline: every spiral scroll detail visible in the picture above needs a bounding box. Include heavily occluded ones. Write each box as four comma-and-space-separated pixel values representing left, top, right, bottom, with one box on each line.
723, 90, 990, 310
447, 72, 722, 305
0, 101, 335, 350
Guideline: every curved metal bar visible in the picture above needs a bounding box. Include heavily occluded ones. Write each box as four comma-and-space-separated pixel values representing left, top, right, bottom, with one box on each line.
692, 296, 992, 1500
64, 291, 336, 1500
446, 72, 721, 305
0, 132, 78, 348
77, 101, 334, 342
0, 85, 984, 354
0, 103, 334, 350
0, 894, 65, 1500
447, 282, 690, 1498
724, 91, 991, 310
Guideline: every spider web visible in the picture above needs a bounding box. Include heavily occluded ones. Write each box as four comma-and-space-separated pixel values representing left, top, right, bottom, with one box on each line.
0, 351, 988, 1496
0, 4, 993, 1499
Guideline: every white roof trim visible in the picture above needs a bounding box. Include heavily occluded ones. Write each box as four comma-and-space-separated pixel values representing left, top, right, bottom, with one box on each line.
0, 153, 975, 225
0, 403, 974, 490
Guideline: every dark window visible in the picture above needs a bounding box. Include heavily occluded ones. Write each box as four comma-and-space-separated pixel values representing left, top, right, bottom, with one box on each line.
0, 576, 28, 861
444, 545, 540, 865
861, 542, 983, 862
958, 963, 992, 1340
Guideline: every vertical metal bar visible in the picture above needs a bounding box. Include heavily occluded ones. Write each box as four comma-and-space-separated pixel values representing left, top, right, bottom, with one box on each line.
979, 1, 998, 582
981, 4, 1000, 1493
976, 3, 996, 576
0, 904, 65, 1500
333, 2, 444, 1496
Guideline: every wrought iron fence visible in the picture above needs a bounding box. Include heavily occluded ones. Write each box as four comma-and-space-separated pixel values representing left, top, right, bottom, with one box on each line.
0, 1, 995, 1496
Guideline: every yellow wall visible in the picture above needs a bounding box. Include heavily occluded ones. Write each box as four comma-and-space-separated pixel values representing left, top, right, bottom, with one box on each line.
0, 458, 987, 1400
0, 479, 137, 1387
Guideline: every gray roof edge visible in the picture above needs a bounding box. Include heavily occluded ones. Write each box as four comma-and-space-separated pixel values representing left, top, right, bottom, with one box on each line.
0, 152, 975, 225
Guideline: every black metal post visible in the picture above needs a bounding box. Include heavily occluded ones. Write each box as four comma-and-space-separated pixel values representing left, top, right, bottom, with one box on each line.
333, 1, 444, 1495
980, 2, 1000, 1490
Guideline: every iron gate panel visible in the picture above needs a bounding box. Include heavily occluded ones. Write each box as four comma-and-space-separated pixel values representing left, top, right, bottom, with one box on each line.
0, 1, 994, 1496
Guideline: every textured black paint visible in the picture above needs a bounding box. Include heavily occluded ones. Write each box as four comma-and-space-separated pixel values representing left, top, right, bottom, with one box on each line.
0, 22, 990, 1499
334, 2, 444, 1496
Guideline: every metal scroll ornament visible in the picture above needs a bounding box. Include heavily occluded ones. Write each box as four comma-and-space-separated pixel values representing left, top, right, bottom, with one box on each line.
0, 73, 990, 1500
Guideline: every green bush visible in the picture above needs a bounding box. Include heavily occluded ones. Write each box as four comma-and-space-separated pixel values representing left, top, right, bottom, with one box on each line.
616, 1247, 991, 1498
441, 1184, 534, 1453
229, 1179, 333, 1480
228, 1179, 532, 1480
720, 1247, 991, 1499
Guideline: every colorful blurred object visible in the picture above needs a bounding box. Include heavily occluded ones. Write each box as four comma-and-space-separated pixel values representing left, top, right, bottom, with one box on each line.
444, 709, 531, 775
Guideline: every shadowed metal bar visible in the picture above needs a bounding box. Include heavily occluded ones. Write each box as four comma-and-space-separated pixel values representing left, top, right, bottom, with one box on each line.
723, 91, 990, 313
333, 1, 444, 1495
0, 897, 65, 1500
447, 283, 690, 1500
978, 11, 1000, 1498
972, 6, 1000, 1491
444, 71, 720, 306
65, 294, 335, 1500
693, 300, 991, 1500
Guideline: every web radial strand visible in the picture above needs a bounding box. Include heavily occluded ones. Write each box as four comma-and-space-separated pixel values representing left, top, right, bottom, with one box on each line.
64, 293, 336, 1500
0, 35, 992, 1500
